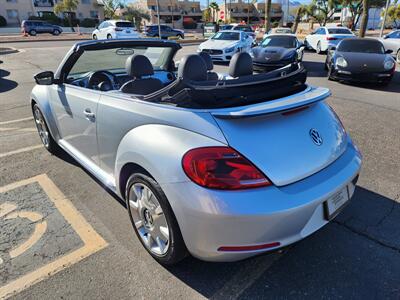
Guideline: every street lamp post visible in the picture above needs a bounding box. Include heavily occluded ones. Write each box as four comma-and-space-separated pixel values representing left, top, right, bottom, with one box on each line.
380, 0, 391, 37
156, 0, 161, 38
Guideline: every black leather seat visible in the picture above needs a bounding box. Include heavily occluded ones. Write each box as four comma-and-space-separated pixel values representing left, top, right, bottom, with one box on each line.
228, 52, 253, 78
177, 54, 208, 81
198, 52, 219, 81
120, 54, 163, 95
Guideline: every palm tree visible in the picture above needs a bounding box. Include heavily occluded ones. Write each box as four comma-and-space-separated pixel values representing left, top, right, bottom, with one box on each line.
292, 5, 306, 34
123, 7, 150, 32
210, 2, 219, 22
54, 0, 79, 31
359, 0, 369, 37
264, 0, 272, 32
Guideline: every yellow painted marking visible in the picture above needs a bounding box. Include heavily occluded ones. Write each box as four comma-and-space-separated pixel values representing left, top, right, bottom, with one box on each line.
0, 174, 108, 299
0, 145, 43, 159
0, 117, 33, 126
5, 211, 47, 259
0, 203, 17, 218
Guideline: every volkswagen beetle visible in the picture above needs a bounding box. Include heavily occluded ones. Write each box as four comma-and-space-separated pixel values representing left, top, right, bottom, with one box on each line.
31, 39, 362, 265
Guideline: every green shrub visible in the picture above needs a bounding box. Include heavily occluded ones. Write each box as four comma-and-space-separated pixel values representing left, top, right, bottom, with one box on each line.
80, 18, 98, 28
0, 15, 8, 27
62, 18, 80, 27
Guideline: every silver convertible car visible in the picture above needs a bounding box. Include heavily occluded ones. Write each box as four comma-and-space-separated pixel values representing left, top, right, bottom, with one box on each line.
31, 39, 362, 265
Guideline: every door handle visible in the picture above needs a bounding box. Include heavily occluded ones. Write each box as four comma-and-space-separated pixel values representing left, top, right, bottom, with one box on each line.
84, 109, 95, 121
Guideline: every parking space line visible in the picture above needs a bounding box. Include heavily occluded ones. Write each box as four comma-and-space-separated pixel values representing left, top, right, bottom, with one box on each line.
0, 117, 33, 126
0, 145, 43, 159
0, 174, 108, 299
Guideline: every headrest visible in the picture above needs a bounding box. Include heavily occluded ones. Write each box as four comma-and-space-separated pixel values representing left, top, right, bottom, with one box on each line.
178, 54, 207, 81
198, 52, 214, 71
126, 54, 154, 78
229, 52, 253, 77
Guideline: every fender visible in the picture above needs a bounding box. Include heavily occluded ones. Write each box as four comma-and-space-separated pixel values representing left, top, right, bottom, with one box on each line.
30, 85, 61, 141
114, 124, 227, 197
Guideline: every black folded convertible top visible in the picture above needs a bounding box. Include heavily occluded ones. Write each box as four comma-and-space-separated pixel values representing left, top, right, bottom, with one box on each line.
141, 63, 307, 109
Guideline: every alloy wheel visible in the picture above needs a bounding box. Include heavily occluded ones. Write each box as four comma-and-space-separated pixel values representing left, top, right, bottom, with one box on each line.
128, 183, 170, 256
33, 106, 49, 148
316, 42, 321, 54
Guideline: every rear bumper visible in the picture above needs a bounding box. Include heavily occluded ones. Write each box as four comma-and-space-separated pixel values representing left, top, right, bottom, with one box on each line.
161, 139, 362, 262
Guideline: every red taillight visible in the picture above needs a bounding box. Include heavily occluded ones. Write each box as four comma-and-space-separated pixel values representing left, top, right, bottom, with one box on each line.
326, 37, 337, 40
182, 147, 271, 190
115, 27, 123, 31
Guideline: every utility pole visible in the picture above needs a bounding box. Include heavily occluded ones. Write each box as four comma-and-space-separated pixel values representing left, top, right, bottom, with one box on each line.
380, 0, 390, 37
286, 0, 290, 26
156, 0, 161, 38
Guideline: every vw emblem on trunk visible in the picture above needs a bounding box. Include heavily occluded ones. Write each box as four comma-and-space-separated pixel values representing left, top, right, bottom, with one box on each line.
309, 129, 323, 146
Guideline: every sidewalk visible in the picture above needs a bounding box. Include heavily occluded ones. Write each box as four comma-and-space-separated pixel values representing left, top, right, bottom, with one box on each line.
0, 33, 92, 43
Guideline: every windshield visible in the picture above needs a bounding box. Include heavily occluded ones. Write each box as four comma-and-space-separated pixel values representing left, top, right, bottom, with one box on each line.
338, 40, 384, 54
116, 22, 133, 28
234, 26, 253, 32
261, 36, 297, 48
68, 46, 173, 79
211, 32, 240, 40
328, 28, 352, 34
221, 25, 233, 30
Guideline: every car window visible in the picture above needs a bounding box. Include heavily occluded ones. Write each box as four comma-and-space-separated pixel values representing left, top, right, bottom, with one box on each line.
234, 26, 253, 32
261, 36, 297, 48
328, 28, 352, 34
338, 39, 384, 54
211, 31, 240, 40
116, 22, 133, 28
316, 28, 325, 35
388, 31, 400, 38
67, 46, 174, 80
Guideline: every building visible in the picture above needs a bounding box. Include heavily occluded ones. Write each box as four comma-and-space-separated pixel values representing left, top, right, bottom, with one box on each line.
0, 0, 104, 26
218, 0, 282, 24
333, 6, 383, 30
131, 0, 202, 28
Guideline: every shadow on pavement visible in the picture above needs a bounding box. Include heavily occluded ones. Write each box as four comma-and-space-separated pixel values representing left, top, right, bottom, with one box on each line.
166, 186, 400, 299
0, 69, 18, 93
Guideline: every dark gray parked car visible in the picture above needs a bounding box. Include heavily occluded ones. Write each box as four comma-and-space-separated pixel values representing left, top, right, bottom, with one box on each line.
21, 20, 63, 36
145, 25, 184, 39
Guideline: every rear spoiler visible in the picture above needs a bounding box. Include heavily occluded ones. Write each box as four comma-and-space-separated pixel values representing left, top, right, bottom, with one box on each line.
210, 85, 330, 119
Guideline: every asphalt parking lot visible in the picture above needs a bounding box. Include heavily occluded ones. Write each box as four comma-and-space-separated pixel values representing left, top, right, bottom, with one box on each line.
0, 41, 399, 299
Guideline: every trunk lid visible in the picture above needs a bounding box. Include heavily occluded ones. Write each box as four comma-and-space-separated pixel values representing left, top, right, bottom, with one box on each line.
211, 86, 347, 186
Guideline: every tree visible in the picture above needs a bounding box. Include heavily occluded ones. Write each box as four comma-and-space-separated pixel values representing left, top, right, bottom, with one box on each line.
209, 2, 219, 22
102, 0, 126, 19
54, 0, 79, 30
306, 0, 340, 26
122, 7, 150, 32
339, 0, 386, 30
358, 0, 369, 36
264, 0, 272, 32
292, 5, 307, 33
382, 4, 400, 28
203, 8, 211, 22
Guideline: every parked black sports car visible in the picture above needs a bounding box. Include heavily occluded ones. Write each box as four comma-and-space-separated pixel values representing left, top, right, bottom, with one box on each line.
325, 38, 395, 85
250, 35, 305, 72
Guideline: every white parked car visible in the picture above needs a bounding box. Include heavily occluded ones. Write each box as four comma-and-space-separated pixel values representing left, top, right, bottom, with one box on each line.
197, 30, 254, 62
305, 27, 355, 54
92, 20, 140, 40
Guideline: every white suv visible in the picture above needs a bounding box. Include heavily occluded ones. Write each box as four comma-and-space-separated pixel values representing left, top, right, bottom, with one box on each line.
305, 27, 354, 54
92, 20, 140, 40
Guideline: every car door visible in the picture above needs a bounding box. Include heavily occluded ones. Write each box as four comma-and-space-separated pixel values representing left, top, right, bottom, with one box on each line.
48, 55, 101, 164
308, 28, 322, 49
36, 22, 45, 33
99, 22, 109, 39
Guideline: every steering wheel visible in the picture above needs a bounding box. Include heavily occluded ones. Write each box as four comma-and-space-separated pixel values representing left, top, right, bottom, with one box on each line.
87, 70, 116, 91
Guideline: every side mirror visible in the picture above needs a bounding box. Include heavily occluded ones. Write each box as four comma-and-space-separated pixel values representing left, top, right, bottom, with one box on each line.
385, 49, 393, 54
329, 46, 336, 51
297, 43, 305, 49
34, 71, 54, 85
95, 26, 99, 30
383, 34, 388, 39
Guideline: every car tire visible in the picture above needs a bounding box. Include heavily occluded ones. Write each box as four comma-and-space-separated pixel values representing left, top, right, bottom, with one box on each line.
29, 30, 37, 36
93, 34, 97, 40
107, 34, 112, 39
53, 29, 60, 36
327, 67, 335, 81
32, 104, 59, 154
396, 49, 400, 64
316, 42, 323, 54
125, 173, 188, 265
